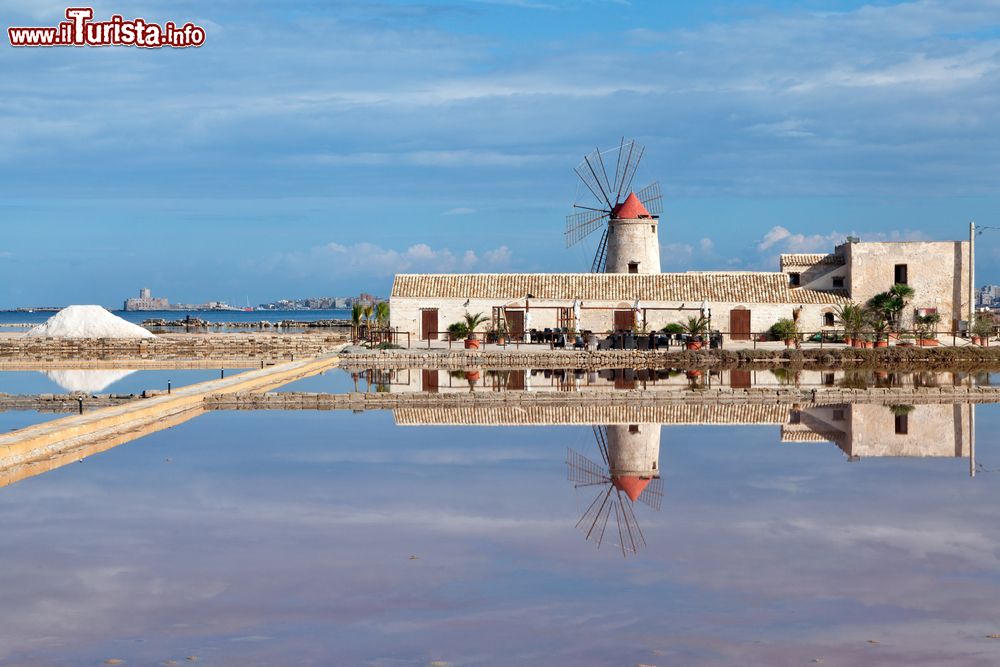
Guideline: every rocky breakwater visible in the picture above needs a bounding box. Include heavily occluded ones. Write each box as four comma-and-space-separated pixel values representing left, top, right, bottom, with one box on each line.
143, 317, 351, 329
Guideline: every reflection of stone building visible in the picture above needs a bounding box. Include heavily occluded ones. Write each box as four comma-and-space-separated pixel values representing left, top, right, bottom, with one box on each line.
397, 402, 977, 472
786, 403, 974, 459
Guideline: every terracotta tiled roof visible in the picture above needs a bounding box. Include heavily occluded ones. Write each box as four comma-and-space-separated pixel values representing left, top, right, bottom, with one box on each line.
780, 428, 834, 443
394, 403, 793, 426
391, 272, 849, 304
780, 253, 845, 269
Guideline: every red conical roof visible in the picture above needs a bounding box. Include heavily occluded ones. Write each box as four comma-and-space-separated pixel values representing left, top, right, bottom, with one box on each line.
611, 192, 651, 220
612, 475, 650, 502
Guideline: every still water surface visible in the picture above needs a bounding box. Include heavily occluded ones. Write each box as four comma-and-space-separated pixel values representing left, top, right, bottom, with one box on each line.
0, 369, 252, 396
0, 407, 998, 666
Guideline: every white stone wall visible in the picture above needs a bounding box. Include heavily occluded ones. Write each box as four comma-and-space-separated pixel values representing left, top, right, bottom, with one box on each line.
390, 296, 839, 340
844, 241, 971, 329
605, 218, 661, 273
785, 264, 848, 292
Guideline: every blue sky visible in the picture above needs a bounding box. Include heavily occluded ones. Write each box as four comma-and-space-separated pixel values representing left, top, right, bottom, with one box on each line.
2, 0, 999, 307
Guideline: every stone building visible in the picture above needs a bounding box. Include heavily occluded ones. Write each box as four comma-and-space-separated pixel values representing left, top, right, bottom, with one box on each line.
780, 240, 971, 331
390, 272, 848, 341
390, 185, 970, 340
123, 287, 169, 311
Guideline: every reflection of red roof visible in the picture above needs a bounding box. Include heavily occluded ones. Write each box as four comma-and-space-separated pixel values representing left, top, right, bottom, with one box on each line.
611, 192, 651, 219
612, 475, 650, 502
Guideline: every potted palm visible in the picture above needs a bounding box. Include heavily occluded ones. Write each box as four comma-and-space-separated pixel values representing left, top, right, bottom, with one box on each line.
915, 312, 941, 346
770, 318, 798, 347
835, 302, 864, 347
461, 311, 489, 350
680, 315, 710, 350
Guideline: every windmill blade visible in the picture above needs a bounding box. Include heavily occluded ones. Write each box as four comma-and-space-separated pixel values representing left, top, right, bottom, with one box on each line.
565, 210, 609, 248
619, 143, 645, 199
566, 448, 610, 487
611, 136, 626, 203
635, 181, 662, 217
637, 476, 664, 511
576, 150, 614, 209
618, 493, 647, 553
577, 486, 614, 548
592, 425, 610, 465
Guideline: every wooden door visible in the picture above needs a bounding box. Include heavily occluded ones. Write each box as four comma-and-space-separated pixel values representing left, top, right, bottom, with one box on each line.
729, 370, 751, 389
421, 369, 438, 393
507, 370, 526, 391
729, 309, 751, 341
421, 309, 438, 340
614, 310, 635, 331
506, 309, 525, 339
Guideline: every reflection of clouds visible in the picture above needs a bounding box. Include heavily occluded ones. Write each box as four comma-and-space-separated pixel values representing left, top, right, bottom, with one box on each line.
1, 413, 1000, 666
43, 369, 135, 393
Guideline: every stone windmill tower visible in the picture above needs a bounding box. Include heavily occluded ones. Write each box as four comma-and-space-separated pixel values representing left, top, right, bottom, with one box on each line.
564, 138, 663, 274
565, 424, 664, 557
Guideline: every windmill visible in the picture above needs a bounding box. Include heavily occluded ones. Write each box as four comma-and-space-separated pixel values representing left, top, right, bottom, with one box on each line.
566, 424, 664, 557
565, 138, 663, 273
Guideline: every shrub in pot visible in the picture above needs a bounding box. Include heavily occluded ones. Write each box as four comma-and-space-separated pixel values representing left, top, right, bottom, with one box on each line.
770, 318, 798, 347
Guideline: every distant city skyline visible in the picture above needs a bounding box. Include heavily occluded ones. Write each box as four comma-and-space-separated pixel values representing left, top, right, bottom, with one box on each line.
2, 0, 999, 308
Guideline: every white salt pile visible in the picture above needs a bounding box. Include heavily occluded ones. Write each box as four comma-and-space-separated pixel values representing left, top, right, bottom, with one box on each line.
24, 305, 156, 339
44, 369, 136, 393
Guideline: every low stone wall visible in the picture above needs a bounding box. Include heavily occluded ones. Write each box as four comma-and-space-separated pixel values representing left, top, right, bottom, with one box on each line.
339, 346, 1000, 371
0, 333, 347, 362
204, 385, 1000, 411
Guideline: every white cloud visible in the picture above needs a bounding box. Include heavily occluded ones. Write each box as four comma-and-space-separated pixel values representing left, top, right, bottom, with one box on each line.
262, 241, 514, 279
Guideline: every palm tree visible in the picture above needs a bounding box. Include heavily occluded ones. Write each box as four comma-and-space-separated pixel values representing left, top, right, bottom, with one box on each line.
362, 303, 374, 340
375, 301, 390, 327
888, 283, 915, 331
350, 303, 363, 343
835, 302, 865, 341
462, 311, 489, 339
374, 301, 390, 344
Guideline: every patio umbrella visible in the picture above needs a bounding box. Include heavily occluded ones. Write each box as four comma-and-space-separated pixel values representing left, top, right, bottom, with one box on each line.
573, 299, 581, 332
524, 309, 533, 342
633, 298, 642, 329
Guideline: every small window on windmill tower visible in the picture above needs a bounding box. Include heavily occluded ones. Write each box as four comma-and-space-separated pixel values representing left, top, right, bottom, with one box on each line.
789, 272, 801, 286
628, 261, 639, 274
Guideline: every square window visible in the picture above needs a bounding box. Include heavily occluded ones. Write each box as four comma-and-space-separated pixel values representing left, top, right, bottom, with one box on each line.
789, 272, 801, 286
832, 277, 845, 288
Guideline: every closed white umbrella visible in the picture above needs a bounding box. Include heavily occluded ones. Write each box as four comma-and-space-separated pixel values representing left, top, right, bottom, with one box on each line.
633, 298, 642, 330
573, 299, 581, 332
524, 309, 533, 343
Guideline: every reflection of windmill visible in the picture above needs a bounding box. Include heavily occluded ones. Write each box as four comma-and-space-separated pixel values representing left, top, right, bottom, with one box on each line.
565, 138, 663, 273
566, 424, 663, 557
